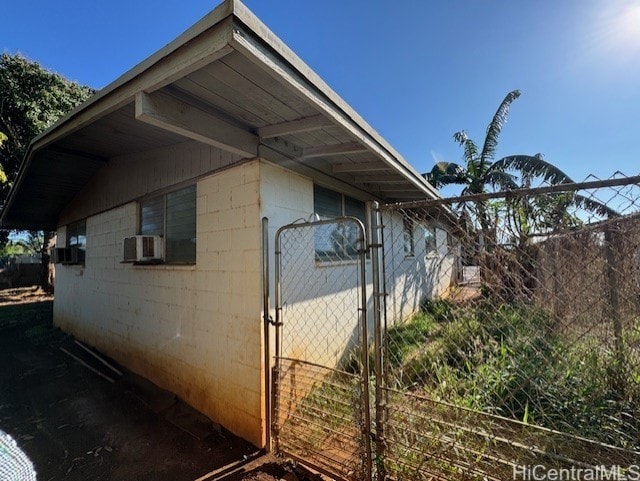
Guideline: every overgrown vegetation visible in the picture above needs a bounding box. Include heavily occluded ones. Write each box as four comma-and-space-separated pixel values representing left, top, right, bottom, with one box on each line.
386, 299, 640, 451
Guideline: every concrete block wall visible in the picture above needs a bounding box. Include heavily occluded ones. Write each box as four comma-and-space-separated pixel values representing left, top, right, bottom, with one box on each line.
259, 161, 370, 368
54, 161, 264, 446
53, 154, 453, 448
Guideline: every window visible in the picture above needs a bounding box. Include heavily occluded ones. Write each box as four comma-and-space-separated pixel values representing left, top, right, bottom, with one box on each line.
403, 218, 414, 257
66, 219, 86, 264
313, 185, 366, 261
140, 185, 196, 264
425, 225, 437, 256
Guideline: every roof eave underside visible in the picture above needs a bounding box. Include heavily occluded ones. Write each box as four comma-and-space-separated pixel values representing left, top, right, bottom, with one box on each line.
1, 0, 439, 230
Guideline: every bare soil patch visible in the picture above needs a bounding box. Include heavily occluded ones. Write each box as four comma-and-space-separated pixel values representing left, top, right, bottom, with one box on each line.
0, 285, 53, 305
215, 456, 327, 481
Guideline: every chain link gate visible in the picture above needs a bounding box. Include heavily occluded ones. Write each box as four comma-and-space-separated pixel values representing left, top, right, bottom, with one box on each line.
272, 217, 372, 481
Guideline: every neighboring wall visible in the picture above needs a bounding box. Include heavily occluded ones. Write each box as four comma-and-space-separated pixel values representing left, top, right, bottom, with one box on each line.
382, 211, 455, 324
55, 158, 264, 446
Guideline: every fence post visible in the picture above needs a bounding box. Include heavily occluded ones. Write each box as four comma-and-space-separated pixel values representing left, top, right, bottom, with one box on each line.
262, 217, 272, 452
370, 202, 387, 480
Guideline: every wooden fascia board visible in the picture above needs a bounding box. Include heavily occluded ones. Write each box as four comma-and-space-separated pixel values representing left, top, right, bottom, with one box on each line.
135, 90, 257, 158
258, 115, 333, 139
229, 3, 440, 200
28, 17, 236, 157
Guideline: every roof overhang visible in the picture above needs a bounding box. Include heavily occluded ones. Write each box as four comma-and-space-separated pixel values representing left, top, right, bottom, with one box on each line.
1, 0, 440, 230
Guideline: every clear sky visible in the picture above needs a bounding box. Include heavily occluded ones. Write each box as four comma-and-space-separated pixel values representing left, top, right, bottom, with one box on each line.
1, 0, 639, 184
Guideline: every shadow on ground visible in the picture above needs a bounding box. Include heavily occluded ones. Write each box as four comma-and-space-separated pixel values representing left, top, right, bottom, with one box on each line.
0, 294, 258, 481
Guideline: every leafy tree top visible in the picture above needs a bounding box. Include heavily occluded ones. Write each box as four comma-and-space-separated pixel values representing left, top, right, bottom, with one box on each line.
0, 53, 94, 198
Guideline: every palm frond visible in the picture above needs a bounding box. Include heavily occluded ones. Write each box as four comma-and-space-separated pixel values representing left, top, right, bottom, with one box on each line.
453, 130, 468, 146
480, 90, 521, 166
453, 130, 479, 169
573, 194, 620, 219
483, 170, 519, 190
492, 154, 574, 185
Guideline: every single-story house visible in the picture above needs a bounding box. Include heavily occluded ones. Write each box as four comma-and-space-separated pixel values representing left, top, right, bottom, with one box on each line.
1, 0, 454, 447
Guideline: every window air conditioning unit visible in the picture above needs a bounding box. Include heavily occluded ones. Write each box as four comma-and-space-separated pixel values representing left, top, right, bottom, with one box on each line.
50, 247, 71, 264
123, 235, 163, 263
68, 246, 85, 265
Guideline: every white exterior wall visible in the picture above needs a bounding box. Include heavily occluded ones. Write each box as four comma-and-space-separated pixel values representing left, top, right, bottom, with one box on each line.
53, 154, 453, 447
259, 161, 454, 369
382, 212, 456, 324
54, 160, 264, 446
59, 140, 244, 226
259, 161, 366, 368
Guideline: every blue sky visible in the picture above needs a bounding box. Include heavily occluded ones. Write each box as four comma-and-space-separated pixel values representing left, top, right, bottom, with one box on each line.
2, 0, 639, 185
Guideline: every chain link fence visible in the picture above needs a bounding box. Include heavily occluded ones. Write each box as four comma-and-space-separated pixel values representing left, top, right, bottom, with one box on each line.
374, 175, 640, 480
0, 429, 37, 481
273, 218, 372, 480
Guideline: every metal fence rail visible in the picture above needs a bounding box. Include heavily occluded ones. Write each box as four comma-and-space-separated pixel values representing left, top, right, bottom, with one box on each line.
374, 175, 640, 479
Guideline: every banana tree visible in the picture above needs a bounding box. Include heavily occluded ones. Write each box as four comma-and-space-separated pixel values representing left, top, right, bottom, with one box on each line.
426, 90, 522, 234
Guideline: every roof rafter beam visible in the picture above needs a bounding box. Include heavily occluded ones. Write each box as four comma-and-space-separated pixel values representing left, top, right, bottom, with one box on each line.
375, 188, 420, 194
332, 162, 391, 174
258, 114, 333, 139
303, 141, 367, 159
229, 19, 440, 199
354, 175, 408, 184
135, 90, 258, 158
388, 192, 429, 199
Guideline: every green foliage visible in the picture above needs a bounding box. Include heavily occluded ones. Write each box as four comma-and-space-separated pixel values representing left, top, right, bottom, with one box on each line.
0, 231, 44, 257
425, 90, 524, 195
0, 53, 94, 203
387, 301, 640, 450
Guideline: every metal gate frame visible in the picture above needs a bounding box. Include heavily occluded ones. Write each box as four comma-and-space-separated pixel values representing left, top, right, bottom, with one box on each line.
271, 216, 373, 481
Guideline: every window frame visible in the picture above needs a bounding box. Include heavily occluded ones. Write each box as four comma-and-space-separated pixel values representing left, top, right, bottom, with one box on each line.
66, 219, 87, 265
425, 224, 437, 258
138, 185, 196, 265
403, 217, 415, 258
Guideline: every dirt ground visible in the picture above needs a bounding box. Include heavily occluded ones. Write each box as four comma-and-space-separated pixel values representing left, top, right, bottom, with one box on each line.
0, 287, 326, 481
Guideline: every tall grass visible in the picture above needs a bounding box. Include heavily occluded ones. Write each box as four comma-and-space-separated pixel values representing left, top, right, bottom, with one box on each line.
386, 300, 640, 450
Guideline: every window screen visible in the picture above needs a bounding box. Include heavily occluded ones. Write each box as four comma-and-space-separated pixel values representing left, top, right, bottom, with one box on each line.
140, 196, 164, 236
425, 226, 437, 255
